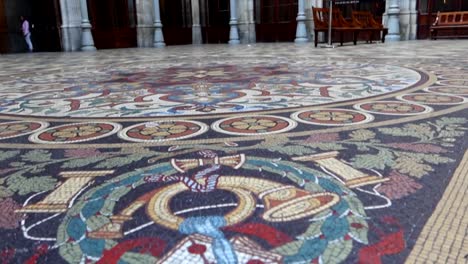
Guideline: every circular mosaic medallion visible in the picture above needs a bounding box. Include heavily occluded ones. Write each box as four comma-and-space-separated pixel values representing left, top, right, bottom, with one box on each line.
425, 86, 468, 96
291, 109, 374, 126
354, 101, 433, 116
438, 79, 468, 86
29, 122, 121, 144
0, 62, 426, 118
211, 115, 297, 136
0, 121, 48, 140
397, 93, 466, 105
118, 120, 208, 142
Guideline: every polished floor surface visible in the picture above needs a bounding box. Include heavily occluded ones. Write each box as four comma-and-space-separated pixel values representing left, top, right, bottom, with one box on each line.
0, 40, 467, 263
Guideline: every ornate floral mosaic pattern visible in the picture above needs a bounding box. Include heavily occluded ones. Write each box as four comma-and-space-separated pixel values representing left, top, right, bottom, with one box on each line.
0, 41, 467, 264
0, 62, 423, 118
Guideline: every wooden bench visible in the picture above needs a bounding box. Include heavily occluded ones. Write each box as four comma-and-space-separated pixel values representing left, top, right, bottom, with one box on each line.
430, 11, 468, 39
313, 7, 361, 47
351, 11, 388, 43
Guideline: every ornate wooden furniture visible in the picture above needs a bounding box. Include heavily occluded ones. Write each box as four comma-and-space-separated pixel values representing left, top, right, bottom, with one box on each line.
312, 7, 361, 47
430, 11, 468, 39
351, 11, 388, 43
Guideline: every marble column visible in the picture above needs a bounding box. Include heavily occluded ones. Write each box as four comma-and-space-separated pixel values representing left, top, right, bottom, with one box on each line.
398, 0, 409, 40
295, 0, 308, 43
60, 0, 82, 51
191, 0, 202, 44
237, 0, 255, 43
228, 0, 240, 44
386, 0, 401, 41
409, 0, 418, 40
79, 0, 96, 51
153, 0, 165, 47
247, 0, 256, 43
136, 0, 155, 47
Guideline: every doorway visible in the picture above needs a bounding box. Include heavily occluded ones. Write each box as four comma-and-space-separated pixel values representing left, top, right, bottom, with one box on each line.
30, 0, 62, 52
200, 0, 230, 43
254, 0, 298, 42
0, 1, 8, 52
87, 0, 137, 49
161, 0, 192, 45
1, 0, 61, 53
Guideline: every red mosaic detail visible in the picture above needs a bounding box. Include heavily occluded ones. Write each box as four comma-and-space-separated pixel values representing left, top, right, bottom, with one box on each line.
188, 243, 207, 255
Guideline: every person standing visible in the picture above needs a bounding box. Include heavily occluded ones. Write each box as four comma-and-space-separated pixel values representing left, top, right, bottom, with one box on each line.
20, 16, 33, 52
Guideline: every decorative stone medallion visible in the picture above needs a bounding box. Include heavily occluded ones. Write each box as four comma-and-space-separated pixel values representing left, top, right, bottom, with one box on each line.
425, 86, 468, 96
119, 120, 208, 142
29, 122, 121, 144
397, 93, 466, 105
354, 101, 433, 116
0, 121, 48, 140
291, 109, 374, 126
211, 115, 297, 136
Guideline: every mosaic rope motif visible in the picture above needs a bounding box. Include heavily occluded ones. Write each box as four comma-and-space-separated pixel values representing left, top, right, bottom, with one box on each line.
0, 43, 467, 263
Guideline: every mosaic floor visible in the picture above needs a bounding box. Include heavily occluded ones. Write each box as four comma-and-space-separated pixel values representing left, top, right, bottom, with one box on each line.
0, 40, 467, 264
